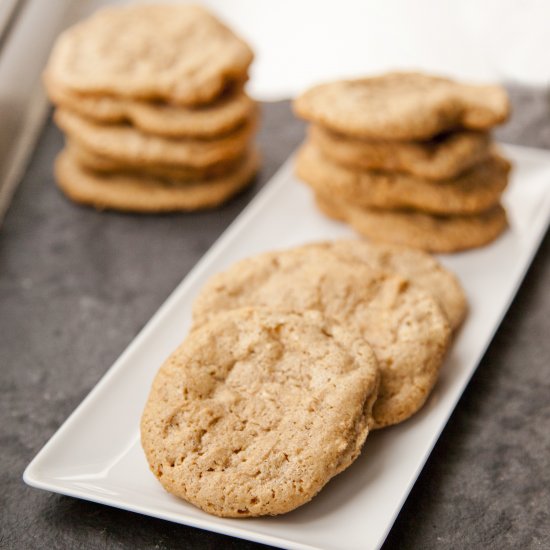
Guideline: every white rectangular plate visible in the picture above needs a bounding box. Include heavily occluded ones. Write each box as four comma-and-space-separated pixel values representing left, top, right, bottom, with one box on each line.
24, 144, 550, 550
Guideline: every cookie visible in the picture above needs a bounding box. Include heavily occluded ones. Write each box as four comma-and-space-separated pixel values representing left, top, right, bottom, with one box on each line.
67, 139, 240, 181
141, 308, 380, 517
55, 107, 257, 169
310, 125, 491, 180
192, 248, 451, 429
45, 75, 255, 138
296, 142, 509, 215
294, 72, 510, 140
315, 192, 346, 221
45, 4, 253, 105
303, 240, 467, 331
55, 147, 259, 212
316, 194, 508, 253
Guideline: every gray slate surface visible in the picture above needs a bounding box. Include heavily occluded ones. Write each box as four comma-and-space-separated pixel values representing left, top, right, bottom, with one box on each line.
1, 92, 549, 550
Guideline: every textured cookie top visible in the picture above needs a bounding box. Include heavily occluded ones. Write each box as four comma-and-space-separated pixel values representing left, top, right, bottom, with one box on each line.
192, 248, 451, 428
294, 72, 510, 139
141, 308, 380, 517
301, 240, 467, 331
46, 5, 254, 105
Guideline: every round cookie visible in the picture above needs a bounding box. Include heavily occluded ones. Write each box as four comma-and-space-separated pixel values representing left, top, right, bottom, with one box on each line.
45, 75, 255, 138
303, 240, 467, 331
296, 142, 509, 215
67, 139, 241, 181
141, 308, 380, 517
45, 4, 254, 105
294, 72, 510, 140
310, 125, 492, 180
55, 107, 257, 169
55, 147, 259, 213
315, 194, 508, 253
192, 248, 451, 429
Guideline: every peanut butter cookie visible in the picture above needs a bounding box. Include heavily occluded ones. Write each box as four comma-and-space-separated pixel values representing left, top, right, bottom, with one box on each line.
297, 142, 509, 215
192, 248, 451, 428
45, 4, 253, 105
316, 194, 508, 253
310, 125, 491, 180
55, 107, 257, 169
294, 72, 510, 140
302, 240, 467, 330
45, 75, 255, 138
141, 308, 380, 517
55, 147, 259, 212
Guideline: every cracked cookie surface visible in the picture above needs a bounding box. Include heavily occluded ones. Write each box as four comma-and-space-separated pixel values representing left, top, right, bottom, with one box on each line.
141, 308, 379, 517
192, 248, 451, 428
300, 240, 467, 331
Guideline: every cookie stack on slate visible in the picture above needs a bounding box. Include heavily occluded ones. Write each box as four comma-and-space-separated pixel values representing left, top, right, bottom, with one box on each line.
43, 4, 259, 213
141, 239, 466, 517
294, 72, 512, 252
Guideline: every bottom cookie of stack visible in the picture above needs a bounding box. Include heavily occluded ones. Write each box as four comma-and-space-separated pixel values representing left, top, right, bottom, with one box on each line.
55, 148, 259, 213
315, 193, 508, 253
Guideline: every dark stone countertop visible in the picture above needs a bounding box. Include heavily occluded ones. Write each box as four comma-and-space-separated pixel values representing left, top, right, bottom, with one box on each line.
1, 91, 549, 550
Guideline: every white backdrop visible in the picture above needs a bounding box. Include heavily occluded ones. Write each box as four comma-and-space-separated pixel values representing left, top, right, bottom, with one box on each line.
71, 0, 550, 100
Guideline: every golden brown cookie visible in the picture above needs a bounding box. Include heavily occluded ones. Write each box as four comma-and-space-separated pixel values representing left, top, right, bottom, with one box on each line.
55, 147, 259, 212
310, 125, 492, 180
45, 4, 253, 105
55, 107, 257, 169
45, 74, 255, 138
315, 192, 346, 221
192, 247, 451, 429
296, 142, 509, 215
302, 240, 467, 331
67, 139, 241, 181
141, 308, 380, 517
294, 72, 510, 140
315, 194, 508, 253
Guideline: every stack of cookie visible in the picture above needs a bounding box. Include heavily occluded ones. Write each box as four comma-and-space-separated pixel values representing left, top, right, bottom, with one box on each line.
294, 72, 511, 252
43, 4, 259, 213
141, 239, 466, 517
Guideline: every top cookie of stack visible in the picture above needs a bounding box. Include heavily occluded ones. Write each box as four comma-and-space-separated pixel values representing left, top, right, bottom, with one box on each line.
44, 4, 259, 212
294, 72, 511, 252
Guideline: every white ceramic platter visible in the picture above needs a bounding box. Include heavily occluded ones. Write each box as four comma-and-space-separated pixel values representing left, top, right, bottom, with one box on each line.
24, 144, 550, 550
